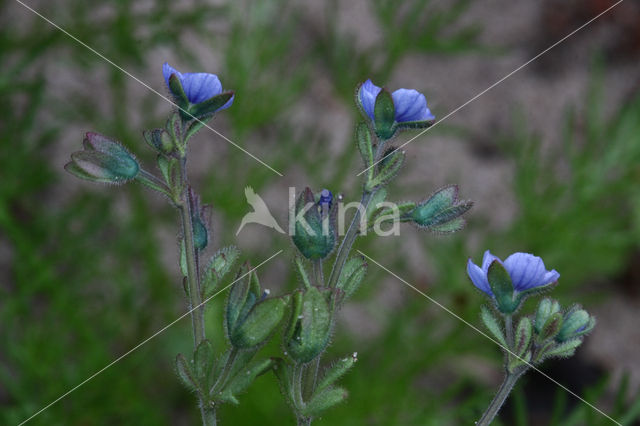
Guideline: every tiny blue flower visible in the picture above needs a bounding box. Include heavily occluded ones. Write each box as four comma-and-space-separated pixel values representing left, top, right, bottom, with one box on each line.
358, 79, 435, 123
467, 250, 560, 298
318, 189, 333, 208
163, 62, 234, 108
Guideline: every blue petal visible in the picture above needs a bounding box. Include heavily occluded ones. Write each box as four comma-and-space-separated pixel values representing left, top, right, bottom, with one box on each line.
392, 89, 435, 122
467, 258, 493, 297
163, 62, 181, 88
180, 72, 223, 104
481, 250, 501, 273
358, 79, 381, 121
504, 253, 559, 291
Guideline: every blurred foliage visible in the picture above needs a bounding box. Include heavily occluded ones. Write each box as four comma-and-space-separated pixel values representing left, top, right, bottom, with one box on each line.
0, 0, 639, 425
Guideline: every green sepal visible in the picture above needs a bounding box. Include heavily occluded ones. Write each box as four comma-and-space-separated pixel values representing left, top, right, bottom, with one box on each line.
143, 128, 175, 155
535, 312, 563, 344
188, 92, 234, 121
192, 216, 208, 251
366, 149, 405, 190
507, 351, 532, 373
202, 246, 241, 300
230, 296, 289, 349
487, 261, 518, 314
302, 387, 348, 417
480, 305, 508, 348
534, 298, 561, 334
542, 338, 583, 359
295, 256, 312, 290
514, 317, 533, 357
373, 88, 396, 140
395, 118, 435, 131
316, 353, 358, 393
356, 122, 374, 182
285, 287, 332, 363
335, 257, 367, 303
225, 263, 258, 337
175, 353, 199, 393
194, 340, 215, 391
218, 358, 274, 405
411, 185, 472, 233
168, 73, 189, 112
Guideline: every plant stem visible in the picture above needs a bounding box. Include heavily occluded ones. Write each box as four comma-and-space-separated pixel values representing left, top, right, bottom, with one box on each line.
477, 371, 524, 426
177, 156, 212, 425
179, 158, 206, 348
293, 363, 310, 425
327, 190, 374, 289
504, 315, 513, 348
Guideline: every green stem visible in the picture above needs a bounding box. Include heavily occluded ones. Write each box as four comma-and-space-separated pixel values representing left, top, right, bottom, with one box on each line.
327, 190, 374, 289
477, 371, 524, 426
177, 156, 212, 425
293, 363, 310, 424
504, 315, 513, 348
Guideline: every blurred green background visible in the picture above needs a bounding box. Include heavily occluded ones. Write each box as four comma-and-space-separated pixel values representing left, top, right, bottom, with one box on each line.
1, 0, 640, 424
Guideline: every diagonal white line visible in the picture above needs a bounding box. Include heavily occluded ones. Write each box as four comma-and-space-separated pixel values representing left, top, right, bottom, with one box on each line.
13, 0, 284, 177
17, 250, 283, 425
358, 0, 625, 177
358, 250, 621, 425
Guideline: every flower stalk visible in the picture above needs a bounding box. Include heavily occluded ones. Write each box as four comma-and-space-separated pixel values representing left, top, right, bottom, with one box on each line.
477, 370, 525, 426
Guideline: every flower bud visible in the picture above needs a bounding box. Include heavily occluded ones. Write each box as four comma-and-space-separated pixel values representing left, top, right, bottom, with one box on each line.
411, 185, 472, 233
65, 132, 139, 184
556, 305, 595, 342
225, 263, 287, 348
291, 188, 337, 260
143, 128, 175, 156
284, 287, 332, 363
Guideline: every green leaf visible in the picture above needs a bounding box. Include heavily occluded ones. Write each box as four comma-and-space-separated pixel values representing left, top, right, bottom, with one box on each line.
542, 338, 583, 360
514, 317, 533, 357
536, 312, 563, 343
335, 257, 367, 303
194, 340, 214, 390
202, 246, 241, 299
366, 149, 405, 190
356, 122, 374, 181
219, 358, 274, 404
302, 386, 348, 417
175, 353, 199, 393
272, 358, 295, 407
480, 305, 507, 348
316, 353, 358, 393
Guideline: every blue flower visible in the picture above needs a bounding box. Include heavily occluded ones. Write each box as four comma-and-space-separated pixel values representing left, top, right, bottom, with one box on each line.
163, 62, 234, 108
358, 79, 435, 123
467, 250, 560, 298
318, 189, 333, 208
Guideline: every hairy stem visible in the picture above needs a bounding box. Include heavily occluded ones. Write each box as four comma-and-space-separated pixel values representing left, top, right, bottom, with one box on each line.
178, 156, 212, 425
477, 371, 524, 426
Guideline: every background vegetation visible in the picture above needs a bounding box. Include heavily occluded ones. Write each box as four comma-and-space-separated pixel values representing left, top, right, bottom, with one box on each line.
1, 0, 639, 424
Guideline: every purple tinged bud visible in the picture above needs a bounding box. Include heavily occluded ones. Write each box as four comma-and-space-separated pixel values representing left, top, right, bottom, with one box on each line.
318, 189, 333, 208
